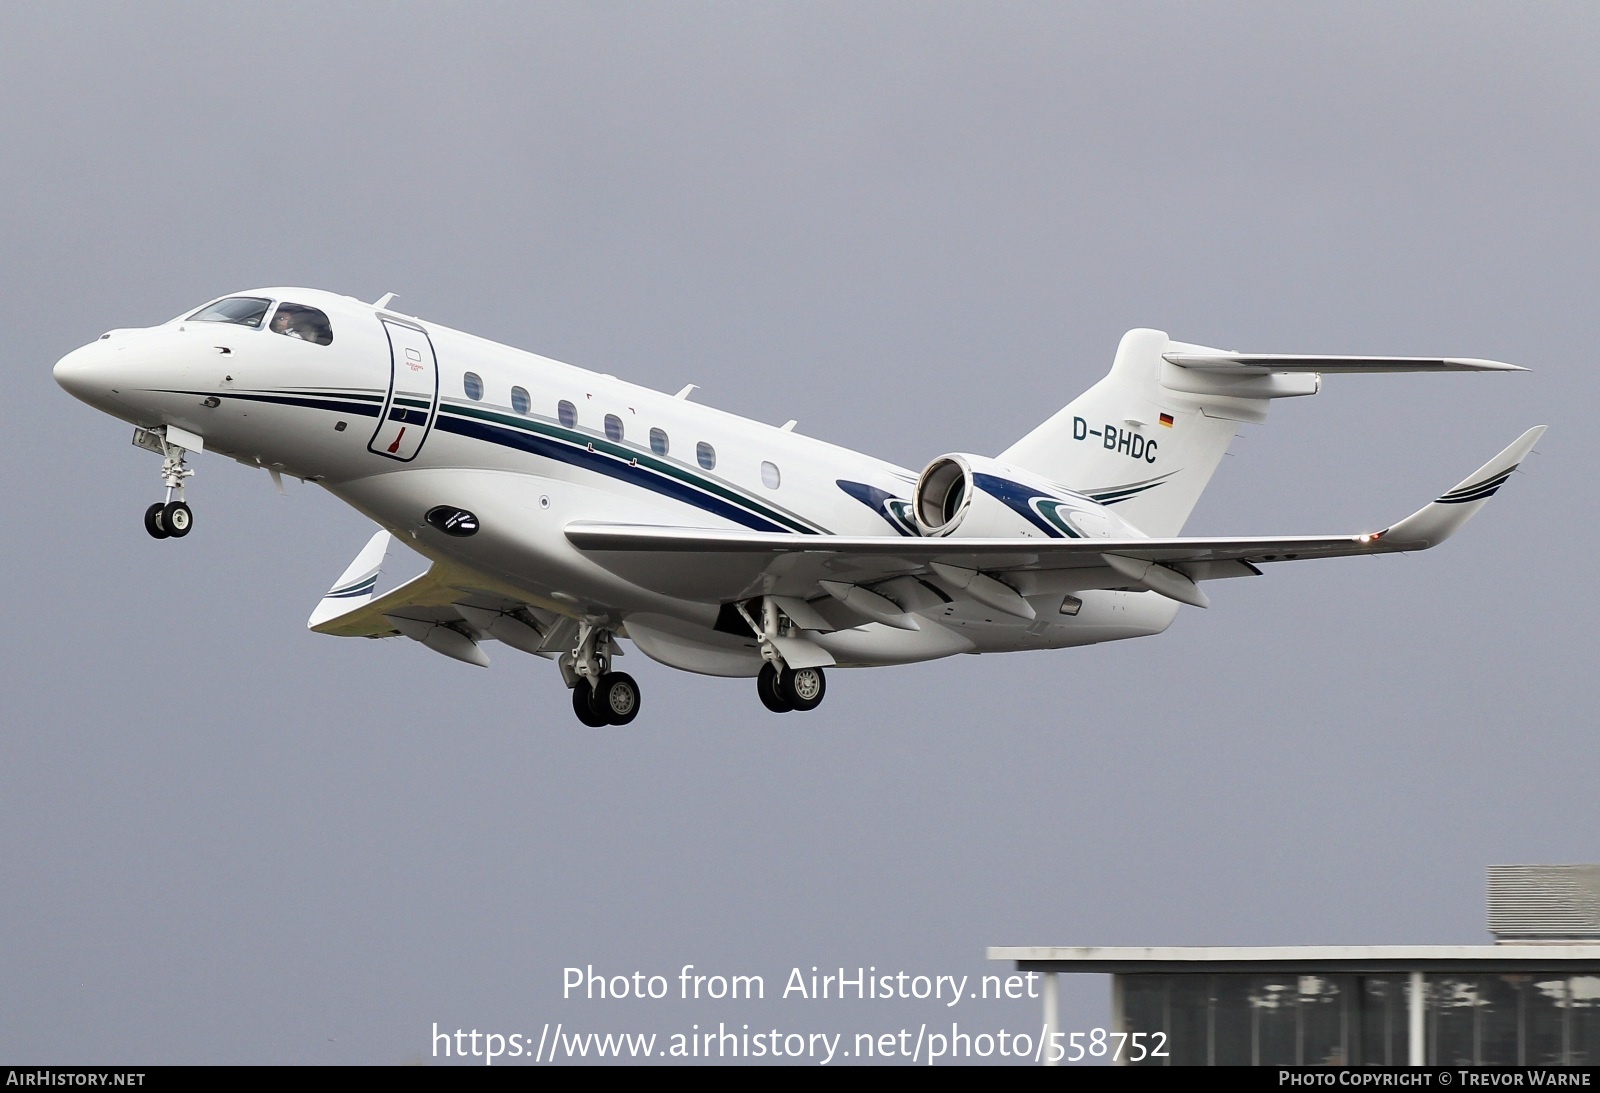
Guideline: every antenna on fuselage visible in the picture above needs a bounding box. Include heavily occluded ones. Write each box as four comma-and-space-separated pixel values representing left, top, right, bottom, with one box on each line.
372, 292, 397, 309
674, 384, 698, 400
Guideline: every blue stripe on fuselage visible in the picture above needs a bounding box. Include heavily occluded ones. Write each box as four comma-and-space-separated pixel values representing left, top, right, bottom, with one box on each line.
433, 411, 810, 534
179, 387, 824, 535
971, 472, 1065, 537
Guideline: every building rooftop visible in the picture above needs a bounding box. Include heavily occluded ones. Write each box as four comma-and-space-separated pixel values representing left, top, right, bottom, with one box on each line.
988, 944, 1600, 973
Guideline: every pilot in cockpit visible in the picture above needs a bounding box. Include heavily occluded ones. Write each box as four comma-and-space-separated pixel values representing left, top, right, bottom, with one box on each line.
270, 308, 303, 338
269, 303, 333, 345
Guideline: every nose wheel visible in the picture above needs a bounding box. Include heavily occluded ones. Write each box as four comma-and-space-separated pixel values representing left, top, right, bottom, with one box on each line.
135, 427, 197, 541
144, 500, 193, 540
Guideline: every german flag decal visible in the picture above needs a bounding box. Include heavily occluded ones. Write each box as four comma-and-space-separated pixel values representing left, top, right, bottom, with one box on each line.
1159, 413, 1174, 428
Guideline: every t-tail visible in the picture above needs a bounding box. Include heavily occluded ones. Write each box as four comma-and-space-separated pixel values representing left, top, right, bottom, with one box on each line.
999, 328, 1526, 537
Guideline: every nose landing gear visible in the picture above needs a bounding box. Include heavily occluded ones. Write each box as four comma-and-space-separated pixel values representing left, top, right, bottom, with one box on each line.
143, 500, 193, 540
134, 426, 197, 541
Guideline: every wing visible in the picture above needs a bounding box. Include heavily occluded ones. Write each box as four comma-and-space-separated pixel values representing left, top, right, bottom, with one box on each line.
308, 527, 578, 666
565, 427, 1544, 613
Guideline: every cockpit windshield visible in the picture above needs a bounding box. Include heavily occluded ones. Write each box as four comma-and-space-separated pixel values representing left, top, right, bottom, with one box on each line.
269, 303, 333, 346
188, 297, 272, 328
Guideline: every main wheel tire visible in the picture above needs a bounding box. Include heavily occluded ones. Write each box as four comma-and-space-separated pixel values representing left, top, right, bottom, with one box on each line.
593, 671, 641, 726
163, 501, 193, 538
779, 665, 826, 712
757, 662, 793, 713
572, 679, 607, 727
144, 503, 170, 540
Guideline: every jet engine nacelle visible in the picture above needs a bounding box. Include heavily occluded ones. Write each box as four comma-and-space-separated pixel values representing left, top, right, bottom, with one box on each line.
912, 453, 1137, 539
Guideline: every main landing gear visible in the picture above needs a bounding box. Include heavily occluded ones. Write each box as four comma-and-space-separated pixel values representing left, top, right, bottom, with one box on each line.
756, 662, 827, 714
572, 672, 641, 727
136, 427, 196, 541
741, 596, 829, 715
563, 622, 641, 727
557, 608, 831, 726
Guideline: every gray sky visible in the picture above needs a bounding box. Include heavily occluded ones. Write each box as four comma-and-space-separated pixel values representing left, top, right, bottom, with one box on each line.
2, 2, 1593, 1065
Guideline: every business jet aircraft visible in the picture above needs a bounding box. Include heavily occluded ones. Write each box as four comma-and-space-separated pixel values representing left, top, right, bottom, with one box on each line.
54, 288, 1541, 725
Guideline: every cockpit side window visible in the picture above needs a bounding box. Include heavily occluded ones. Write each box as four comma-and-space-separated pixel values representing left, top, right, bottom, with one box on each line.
269, 303, 334, 346
189, 297, 272, 328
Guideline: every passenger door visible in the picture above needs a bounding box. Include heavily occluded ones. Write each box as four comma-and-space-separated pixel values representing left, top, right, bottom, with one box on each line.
368, 318, 439, 462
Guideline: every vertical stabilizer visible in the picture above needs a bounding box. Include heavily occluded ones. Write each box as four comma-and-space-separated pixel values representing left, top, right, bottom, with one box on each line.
1001, 330, 1271, 536
1000, 331, 1522, 537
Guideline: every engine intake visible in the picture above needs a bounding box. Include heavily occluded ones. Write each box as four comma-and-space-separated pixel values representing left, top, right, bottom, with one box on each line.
913, 452, 1138, 540
914, 456, 973, 535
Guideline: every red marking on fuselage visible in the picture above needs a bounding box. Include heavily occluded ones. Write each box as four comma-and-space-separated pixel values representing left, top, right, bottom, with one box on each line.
388, 427, 406, 454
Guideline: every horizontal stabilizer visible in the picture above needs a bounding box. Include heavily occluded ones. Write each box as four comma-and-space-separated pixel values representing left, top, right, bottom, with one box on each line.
1163, 352, 1527, 373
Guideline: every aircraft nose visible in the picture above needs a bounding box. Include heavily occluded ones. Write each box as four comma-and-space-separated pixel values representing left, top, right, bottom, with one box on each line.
53, 341, 107, 404
53, 335, 146, 415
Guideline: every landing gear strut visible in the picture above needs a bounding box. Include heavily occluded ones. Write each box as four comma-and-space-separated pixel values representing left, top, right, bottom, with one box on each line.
562, 623, 641, 726
136, 427, 196, 540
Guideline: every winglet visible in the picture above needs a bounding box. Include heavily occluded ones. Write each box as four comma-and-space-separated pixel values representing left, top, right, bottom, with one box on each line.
1380, 427, 1546, 549
308, 529, 391, 630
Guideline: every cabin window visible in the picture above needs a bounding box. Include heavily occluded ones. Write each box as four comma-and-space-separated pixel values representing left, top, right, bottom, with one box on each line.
463, 372, 484, 401
268, 302, 333, 345
761, 461, 781, 489
649, 427, 669, 456
604, 414, 624, 442
511, 386, 530, 415
189, 297, 271, 328
696, 441, 716, 471
558, 400, 577, 428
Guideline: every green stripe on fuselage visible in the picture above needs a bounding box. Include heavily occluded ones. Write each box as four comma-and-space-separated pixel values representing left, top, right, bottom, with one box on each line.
439, 401, 827, 534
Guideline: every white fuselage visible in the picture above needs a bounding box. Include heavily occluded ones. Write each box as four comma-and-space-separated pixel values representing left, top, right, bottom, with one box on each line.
53, 287, 1176, 674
